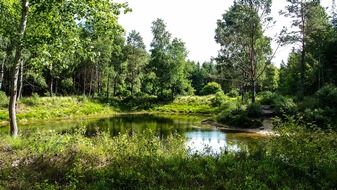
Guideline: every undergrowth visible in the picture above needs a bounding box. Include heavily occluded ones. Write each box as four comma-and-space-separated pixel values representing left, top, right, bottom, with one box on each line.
0, 120, 336, 189
0, 96, 115, 124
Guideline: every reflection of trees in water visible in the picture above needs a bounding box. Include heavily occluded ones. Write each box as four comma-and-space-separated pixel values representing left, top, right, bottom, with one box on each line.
84, 114, 201, 138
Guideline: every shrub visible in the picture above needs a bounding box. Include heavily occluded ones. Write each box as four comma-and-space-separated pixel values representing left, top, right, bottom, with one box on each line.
217, 107, 262, 128
316, 84, 337, 110
258, 91, 275, 105
201, 82, 222, 95
0, 91, 8, 108
21, 93, 40, 106
227, 89, 239, 98
270, 118, 337, 189
246, 102, 263, 118
297, 96, 319, 111
77, 94, 89, 103
302, 108, 331, 128
212, 91, 226, 107
273, 96, 297, 116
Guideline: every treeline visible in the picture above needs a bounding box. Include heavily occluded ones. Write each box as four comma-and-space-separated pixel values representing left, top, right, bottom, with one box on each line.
1, 0, 337, 136
0, 0, 280, 102
215, 0, 337, 102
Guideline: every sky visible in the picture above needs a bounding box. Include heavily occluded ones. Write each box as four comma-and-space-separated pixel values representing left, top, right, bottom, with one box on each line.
116, 0, 333, 67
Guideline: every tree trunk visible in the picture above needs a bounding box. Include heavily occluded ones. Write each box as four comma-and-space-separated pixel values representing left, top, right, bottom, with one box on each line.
83, 67, 86, 95
92, 63, 98, 98
0, 55, 5, 91
17, 60, 24, 102
106, 74, 110, 101
55, 79, 58, 95
300, 5, 306, 100
49, 73, 53, 97
251, 80, 256, 103
113, 75, 117, 97
89, 67, 93, 96
9, 0, 29, 138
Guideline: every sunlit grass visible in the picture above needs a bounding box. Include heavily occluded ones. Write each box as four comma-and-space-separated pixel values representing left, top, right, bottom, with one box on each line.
0, 96, 115, 125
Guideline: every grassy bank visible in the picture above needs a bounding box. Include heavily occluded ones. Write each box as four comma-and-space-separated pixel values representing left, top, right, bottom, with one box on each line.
0, 119, 336, 189
0, 96, 115, 126
151, 95, 230, 114
1, 95, 220, 126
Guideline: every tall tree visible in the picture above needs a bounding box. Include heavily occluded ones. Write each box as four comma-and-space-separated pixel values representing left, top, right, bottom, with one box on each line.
3, 0, 128, 137
8, 0, 29, 138
168, 38, 192, 98
280, 0, 321, 99
124, 30, 147, 95
215, 0, 273, 102
149, 18, 172, 97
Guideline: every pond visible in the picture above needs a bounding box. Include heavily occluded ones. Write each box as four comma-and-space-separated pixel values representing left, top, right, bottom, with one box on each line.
4, 114, 265, 154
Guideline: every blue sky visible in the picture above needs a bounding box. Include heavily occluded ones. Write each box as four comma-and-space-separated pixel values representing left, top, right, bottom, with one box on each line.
116, 0, 333, 67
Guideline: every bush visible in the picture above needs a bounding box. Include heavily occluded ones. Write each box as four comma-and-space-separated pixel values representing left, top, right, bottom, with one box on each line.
297, 96, 319, 111
273, 96, 298, 116
77, 94, 89, 103
212, 91, 226, 107
257, 92, 298, 116
201, 82, 222, 95
217, 107, 263, 128
270, 118, 337, 189
316, 84, 337, 110
302, 108, 331, 128
246, 102, 263, 118
0, 91, 8, 108
258, 91, 275, 105
21, 93, 40, 106
227, 89, 239, 98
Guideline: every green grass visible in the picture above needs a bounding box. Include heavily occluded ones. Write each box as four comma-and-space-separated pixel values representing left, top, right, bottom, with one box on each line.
0, 96, 115, 125
152, 95, 219, 114
0, 120, 336, 189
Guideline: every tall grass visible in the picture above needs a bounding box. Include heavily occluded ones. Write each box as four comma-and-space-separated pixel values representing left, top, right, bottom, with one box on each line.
1, 121, 336, 189
0, 96, 115, 124
153, 95, 218, 114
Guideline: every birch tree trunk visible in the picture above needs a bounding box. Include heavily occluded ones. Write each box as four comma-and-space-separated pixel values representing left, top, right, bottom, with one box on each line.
16, 60, 24, 102
0, 56, 5, 91
9, 0, 29, 138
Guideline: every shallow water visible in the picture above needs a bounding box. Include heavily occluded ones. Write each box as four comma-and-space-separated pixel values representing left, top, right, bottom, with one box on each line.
3, 114, 264, 154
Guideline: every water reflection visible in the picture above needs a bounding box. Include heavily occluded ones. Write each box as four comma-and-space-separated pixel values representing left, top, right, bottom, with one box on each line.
20, 114, 261, 154
185, 129, 240, 154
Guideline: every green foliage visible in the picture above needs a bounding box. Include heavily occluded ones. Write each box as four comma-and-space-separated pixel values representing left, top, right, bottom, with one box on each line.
0, 91, 8, 108
120, 94, 159, 111
1, 118, 337, 189
258, 91, 297, 116
20, 92, 40, 106
273, 96, 298, 116
226, 89, 239, 97
201, 82, 222, 95
258, 91, 275, 105
77, 94, 89, 103
316, 84, 337, 110
0, 96, 115, 123
297, 96, 319, 111
301, 108, 331, 128
153, 95, 217, 114
218, 107, 263, 128
215, 0, 272, 102
246, 102, 263, 118
270, 117, 337, 189
212, 91, 226, 107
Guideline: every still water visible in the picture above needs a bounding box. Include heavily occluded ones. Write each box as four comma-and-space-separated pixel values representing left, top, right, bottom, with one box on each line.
19, 114, 264, 154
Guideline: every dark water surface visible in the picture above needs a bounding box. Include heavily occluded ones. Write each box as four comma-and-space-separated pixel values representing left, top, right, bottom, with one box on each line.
4, 114, 265, 153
